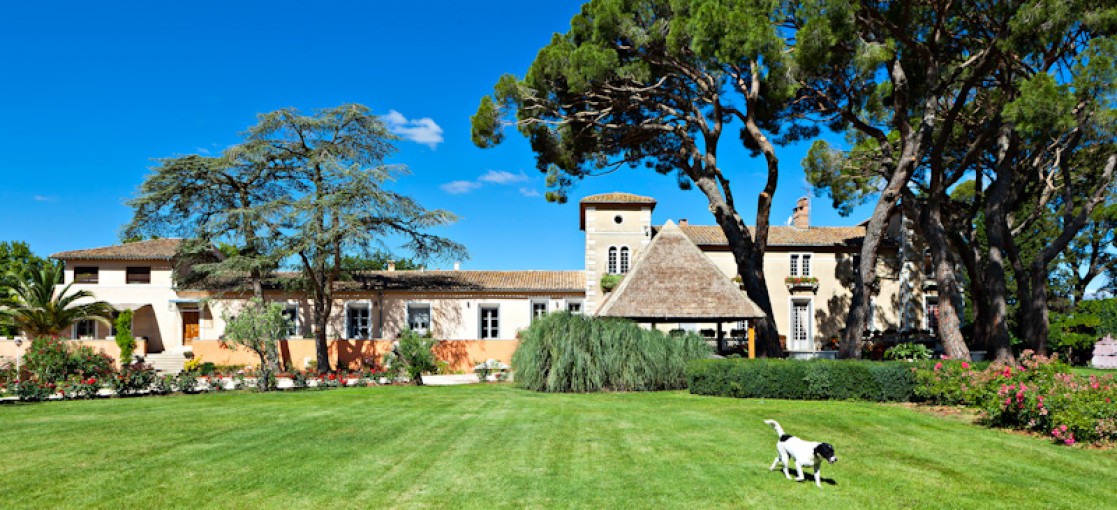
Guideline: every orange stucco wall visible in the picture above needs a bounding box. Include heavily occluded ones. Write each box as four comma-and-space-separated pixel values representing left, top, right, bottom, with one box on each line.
188, 339, 519, 372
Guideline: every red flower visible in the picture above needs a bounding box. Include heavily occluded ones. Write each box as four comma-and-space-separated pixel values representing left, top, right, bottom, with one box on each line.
961, 362, 970, 369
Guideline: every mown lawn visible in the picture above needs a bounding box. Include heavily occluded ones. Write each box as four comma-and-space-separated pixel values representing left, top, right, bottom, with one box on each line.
1, 385, 1114, 509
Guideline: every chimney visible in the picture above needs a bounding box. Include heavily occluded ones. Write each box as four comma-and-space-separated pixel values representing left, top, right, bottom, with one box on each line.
453, 261, 461, 271
679, 218, 688, 226
387, 260, 396, 272
792, 197, 810, 229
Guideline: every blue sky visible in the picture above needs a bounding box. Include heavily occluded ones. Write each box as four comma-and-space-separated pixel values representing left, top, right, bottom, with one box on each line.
0, 0, 872, 270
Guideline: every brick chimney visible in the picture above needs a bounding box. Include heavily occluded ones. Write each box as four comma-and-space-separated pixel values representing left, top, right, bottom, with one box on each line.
792, 197, 809, 229
387, 260, 396, 272
679, 218, 688, 226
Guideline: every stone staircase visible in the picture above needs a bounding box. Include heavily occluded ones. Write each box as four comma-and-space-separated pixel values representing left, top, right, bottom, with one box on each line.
145, 348, 191, 375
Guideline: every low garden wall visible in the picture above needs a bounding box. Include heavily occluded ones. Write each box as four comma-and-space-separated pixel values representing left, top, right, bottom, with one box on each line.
189, 339, 519, 372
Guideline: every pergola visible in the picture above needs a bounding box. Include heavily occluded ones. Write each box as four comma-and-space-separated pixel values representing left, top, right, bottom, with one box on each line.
595, 220, 766, 355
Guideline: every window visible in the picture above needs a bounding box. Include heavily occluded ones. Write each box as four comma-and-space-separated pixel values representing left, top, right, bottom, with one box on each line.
408, 303, 431, 334
281, 304, 299, 337
789, 254, 811, 277
346, 303, 371, 339
614, 214, 624, 224
531, 301, 548, 323
566, 300, 583, 315
925, 297, 940, 333
480, 306, 499, 339
126, 266, 151, 284
74, 266, 98, 284
607, 247, 618, 274
74, 319, 97, 339
619, 246, 630, 274
790, 300, 812, 351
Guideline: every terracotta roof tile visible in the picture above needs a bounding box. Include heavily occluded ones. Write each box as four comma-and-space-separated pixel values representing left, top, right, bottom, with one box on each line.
580, 192, 657, 204
338, 270, 585, 293
672, 225, 865, 247
51, 238, 184, 261
597, 221, 766, 320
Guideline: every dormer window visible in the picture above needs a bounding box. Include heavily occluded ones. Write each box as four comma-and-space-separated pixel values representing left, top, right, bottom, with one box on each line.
126, 266, 151, 284
74, 266, 99, 284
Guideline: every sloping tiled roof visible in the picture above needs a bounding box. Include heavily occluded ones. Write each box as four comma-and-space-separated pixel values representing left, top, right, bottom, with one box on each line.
580, 192, 657, 230
673, 225, 865, 247
337, 270, 585, 293
580, 192, 657, 205
189, 270, 586, 294
596, 220, 766, 320
51, 238, 184, 261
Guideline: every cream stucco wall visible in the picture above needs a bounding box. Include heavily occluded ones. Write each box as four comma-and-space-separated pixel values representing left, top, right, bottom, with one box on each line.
583, 204, 653, 314
62, 260, 180, 353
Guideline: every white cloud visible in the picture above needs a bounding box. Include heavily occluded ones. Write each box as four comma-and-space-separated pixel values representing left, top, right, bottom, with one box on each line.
519, 187, 541, 198
33, 195, 56, 202
440, 180, 482, 194
382, 110, 444, 149
195, 147, 211, 155
479, 170, 529, 185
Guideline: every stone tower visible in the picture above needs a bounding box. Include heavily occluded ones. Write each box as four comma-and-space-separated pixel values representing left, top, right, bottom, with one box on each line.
579, 193, 656, 314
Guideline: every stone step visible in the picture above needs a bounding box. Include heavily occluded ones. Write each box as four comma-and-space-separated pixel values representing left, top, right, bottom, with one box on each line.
145, 351, 188, 375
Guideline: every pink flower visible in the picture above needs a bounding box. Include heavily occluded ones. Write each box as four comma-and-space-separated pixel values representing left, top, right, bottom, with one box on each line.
961, 362, 970, 369
1052, 428, 1062, 437
934, 362, 943, 371
1060, 425, 1068, 432
1065, 437, 1075, 445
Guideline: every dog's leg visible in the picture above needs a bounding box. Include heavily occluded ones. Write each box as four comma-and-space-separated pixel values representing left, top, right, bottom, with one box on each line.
769, 454, 781, 472
780, 451, 792, 479
794, 461, 806, 482
814, 465, 822, 489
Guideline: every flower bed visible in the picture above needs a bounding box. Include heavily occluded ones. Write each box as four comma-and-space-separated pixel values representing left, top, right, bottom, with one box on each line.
915, 350, 1117, 445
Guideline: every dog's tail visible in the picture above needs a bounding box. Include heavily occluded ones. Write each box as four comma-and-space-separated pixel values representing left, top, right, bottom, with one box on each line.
764, 419, 785, 437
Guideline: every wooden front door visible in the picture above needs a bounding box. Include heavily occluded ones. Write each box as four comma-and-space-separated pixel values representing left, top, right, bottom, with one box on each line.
182, 311, 200, 345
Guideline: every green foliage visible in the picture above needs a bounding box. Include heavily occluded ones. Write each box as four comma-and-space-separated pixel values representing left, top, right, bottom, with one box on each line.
513, 312, 711, 393
687, 359, 917, 402
599, 273, 623, 292
14, 379, 56, 402
0, 266, 115, 337
884, 342, 933, 361
915, 351, 1117, 445
114, 309, 136, 364
221, 298, 286, 390
64, 376, 102, 399
175, 371, 199, 393
1049, 298, 1117, 362
151, 375, 174, 395
382, 329, 438, 386
21, 337, 114, 384
111, 363, 157, 396
0, 241, 58, 336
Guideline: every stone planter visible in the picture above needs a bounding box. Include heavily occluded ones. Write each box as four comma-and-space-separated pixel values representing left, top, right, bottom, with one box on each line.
969, 351, 986, 362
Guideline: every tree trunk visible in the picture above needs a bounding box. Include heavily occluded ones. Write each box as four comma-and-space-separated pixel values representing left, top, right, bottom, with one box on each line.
916, 194, 970, 359
1019, 266, 1050, 355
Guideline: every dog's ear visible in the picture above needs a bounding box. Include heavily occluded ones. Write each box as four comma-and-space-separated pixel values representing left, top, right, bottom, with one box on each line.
815, 443, 835, 458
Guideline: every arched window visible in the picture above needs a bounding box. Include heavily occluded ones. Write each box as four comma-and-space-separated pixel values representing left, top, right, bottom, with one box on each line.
620, 246, 630, 273
607, 246, 618, 274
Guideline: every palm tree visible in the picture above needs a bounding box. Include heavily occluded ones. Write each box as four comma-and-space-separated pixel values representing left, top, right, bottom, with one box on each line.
0, 265, 115, 337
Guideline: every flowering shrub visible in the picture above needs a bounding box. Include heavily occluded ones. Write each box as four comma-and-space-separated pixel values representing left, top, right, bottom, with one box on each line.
784, 276, 819, 286
916, 351, 1117, 445
64, 377, 102, 399
111, 362, 156, 396
14, 379, 56, 402
175, 371, 199, 393
151, 375, 174, 395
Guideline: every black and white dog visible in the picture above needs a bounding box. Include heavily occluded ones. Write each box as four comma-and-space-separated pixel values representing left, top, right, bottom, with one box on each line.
764, 419, 837, 488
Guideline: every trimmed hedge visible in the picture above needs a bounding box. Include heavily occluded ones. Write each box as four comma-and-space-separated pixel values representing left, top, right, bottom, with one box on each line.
687, 358, 917, 402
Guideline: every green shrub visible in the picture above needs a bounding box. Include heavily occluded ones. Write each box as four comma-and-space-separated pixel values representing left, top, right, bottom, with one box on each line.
114, 310, 136, 365
687, 358, 917, 402
111, 362, 156, 396
599, 274, 623, 293
915, 351, 1117, 445
151, 375, 174, 395
15, 379, 56, 402
513, 312, 711, 393
64, 376, 102, 399
383, 329, 438, 385
175, 371, 199, 393
22, 337, 114, 384
885, 342, 933, 361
